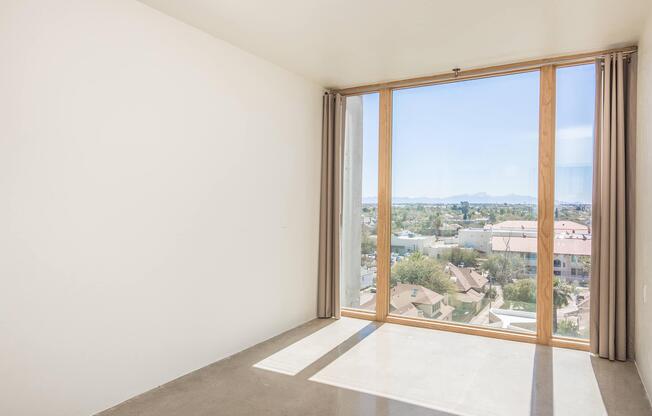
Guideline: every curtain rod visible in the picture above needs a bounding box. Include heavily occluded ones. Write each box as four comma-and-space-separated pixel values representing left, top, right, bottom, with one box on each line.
333, 45, 637, 96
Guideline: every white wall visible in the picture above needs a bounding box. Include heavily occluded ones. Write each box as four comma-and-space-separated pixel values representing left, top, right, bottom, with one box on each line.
0, 1, 323, 415
636, 7, 652, 399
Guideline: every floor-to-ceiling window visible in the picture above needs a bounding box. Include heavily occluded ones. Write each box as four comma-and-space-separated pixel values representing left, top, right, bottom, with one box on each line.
341, 93, 379, 311
339, 60, 599, 349
389, 72, 540, 332
553, 64, 596, 340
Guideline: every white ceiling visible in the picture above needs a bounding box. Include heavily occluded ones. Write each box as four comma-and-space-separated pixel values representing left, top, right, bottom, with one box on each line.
138, 0, 651, 89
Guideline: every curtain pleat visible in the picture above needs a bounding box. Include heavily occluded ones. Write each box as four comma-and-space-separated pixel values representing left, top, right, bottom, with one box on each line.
317, 93, 345, 319
590, 53, 637, 361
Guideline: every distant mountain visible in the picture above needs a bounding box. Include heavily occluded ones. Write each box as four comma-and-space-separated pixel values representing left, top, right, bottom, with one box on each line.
362, 192, 538, 205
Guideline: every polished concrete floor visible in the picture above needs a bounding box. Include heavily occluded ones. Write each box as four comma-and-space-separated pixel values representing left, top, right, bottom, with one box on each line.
99, 318, 652, 416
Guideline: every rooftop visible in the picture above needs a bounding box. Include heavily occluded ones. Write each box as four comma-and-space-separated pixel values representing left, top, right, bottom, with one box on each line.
393, 231, 433, 241
492, 220, 589, 233
491, 235, 592, 256
391, 283, 444, 308
446, 263, 488, 293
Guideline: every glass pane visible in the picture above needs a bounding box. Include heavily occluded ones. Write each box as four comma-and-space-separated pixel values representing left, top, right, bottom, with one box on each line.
341, 93, 379, 311
553, 64, 595, 339
390, 72, 540, 333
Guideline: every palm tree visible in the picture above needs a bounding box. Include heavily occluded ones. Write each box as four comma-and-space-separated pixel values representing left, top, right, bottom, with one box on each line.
553, 278, 574, 333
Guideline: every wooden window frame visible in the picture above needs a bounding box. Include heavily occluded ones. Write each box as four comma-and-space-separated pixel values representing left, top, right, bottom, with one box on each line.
339, 46, 636, 352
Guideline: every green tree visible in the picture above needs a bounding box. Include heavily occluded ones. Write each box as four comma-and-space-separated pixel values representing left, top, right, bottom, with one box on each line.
433, 214, 443, 235
553, 278, 574, 333
481, 253, 526, 286
503, 278, 536, 304
459, 201, 470, 220
485, 287, 498, 300
578, 255, 591, 276
442, 247, 478, 268
392, 252, 456, 295
360, 229, 375, 255
557, 319, 580, 337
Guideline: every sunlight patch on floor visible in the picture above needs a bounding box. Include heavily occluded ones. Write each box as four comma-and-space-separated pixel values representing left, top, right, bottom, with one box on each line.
310, 323, 607, 416
253, 317, 370, 376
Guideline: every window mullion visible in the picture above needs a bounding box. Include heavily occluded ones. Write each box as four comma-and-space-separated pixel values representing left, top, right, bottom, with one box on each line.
375, 89, 392, 321
537, 65, 556, 345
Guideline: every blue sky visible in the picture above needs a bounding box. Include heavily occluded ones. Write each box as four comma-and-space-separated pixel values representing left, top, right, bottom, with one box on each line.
359, 64, 595, 204
555, 64, 596, 204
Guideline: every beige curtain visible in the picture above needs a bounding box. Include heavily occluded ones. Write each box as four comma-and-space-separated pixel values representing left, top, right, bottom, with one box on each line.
591, 52, 637, 361
317, 92, 345, 319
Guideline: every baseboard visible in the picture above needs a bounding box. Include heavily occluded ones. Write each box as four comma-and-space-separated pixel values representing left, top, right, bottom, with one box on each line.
634, 360, 652, 408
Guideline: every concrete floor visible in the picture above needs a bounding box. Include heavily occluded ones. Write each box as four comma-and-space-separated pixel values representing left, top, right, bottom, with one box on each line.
99, 318, 652, 416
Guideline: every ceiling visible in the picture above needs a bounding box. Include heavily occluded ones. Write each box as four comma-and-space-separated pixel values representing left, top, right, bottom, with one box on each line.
138, 0, 651, 89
